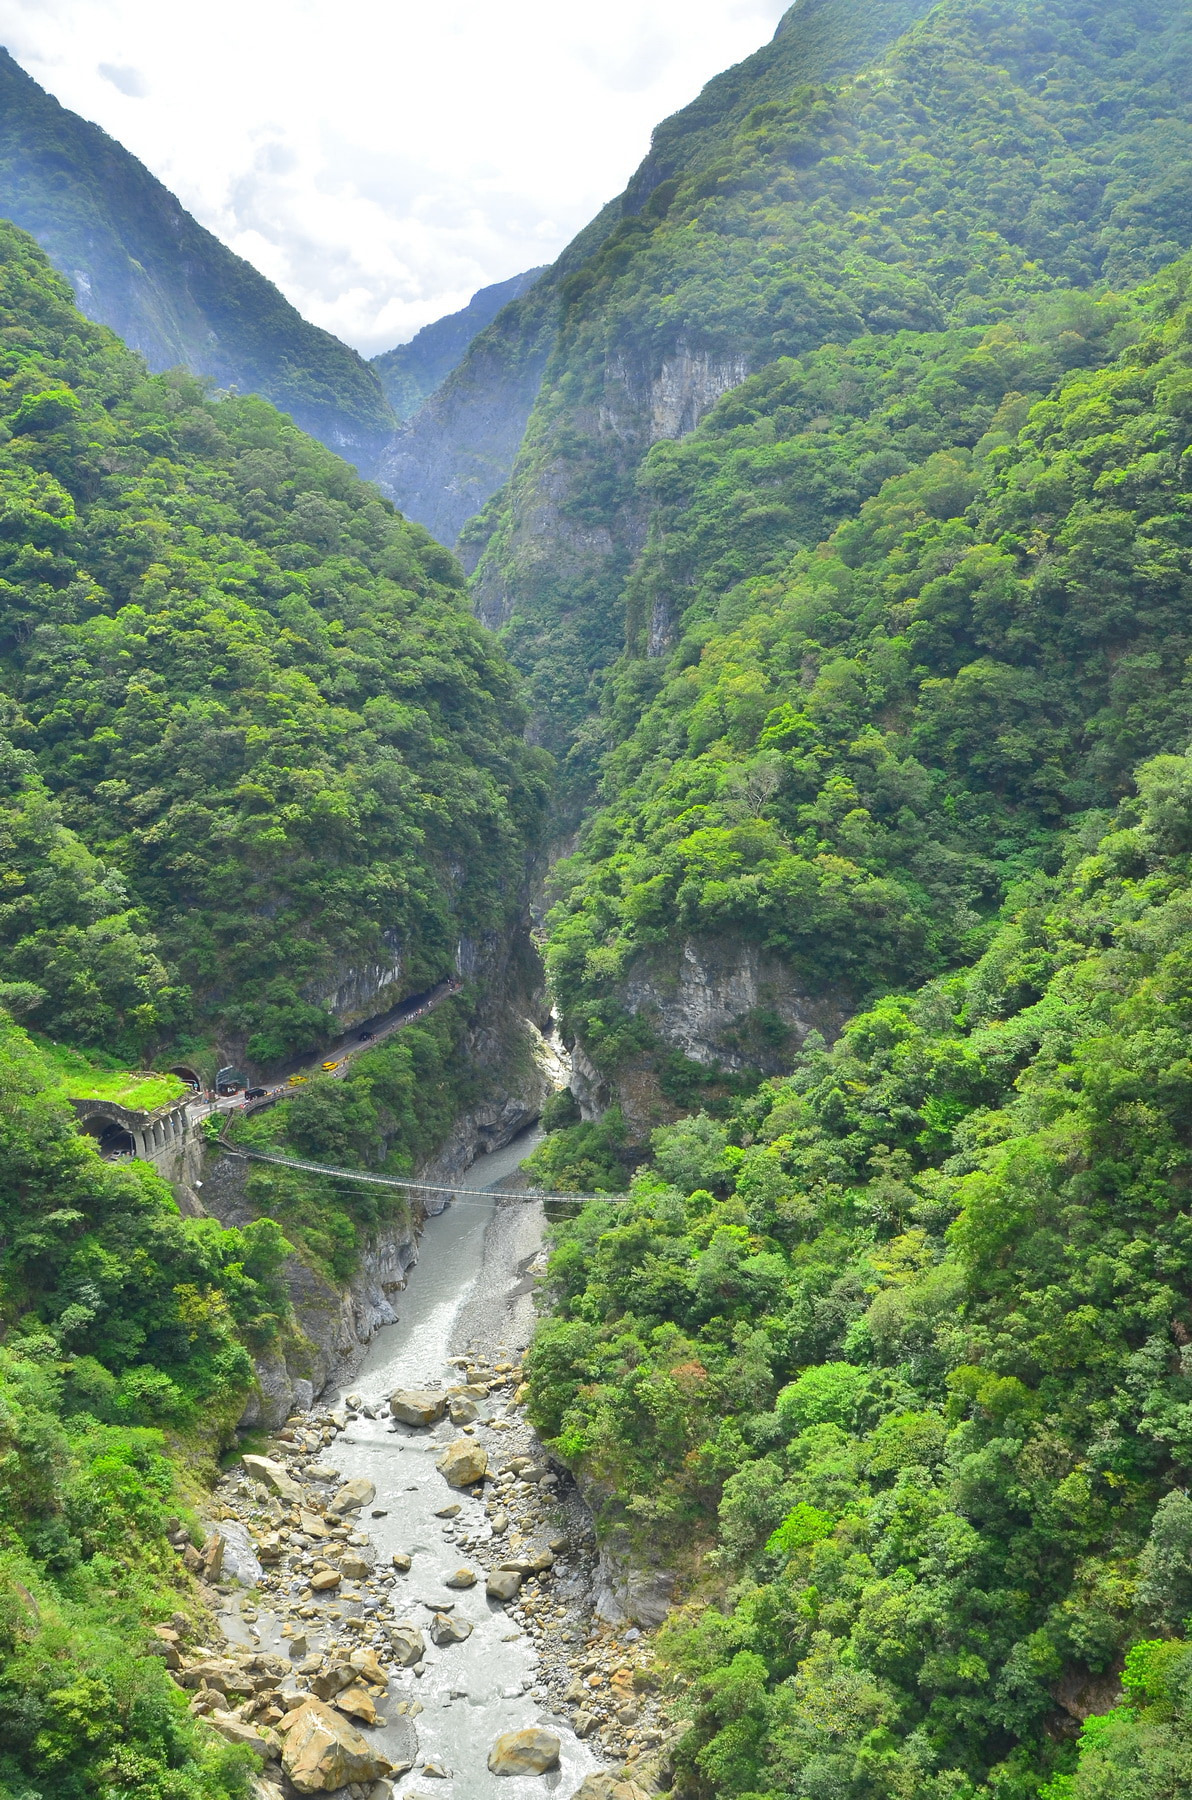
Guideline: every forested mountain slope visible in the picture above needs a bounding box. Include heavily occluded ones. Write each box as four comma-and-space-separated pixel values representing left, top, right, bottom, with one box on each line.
0, 221, 547, 1070
0, 1007, 288, 1798
542, 257, 1192, 1138
519, 13, 1192, 1790
531, 750, 1192, 1799
0, 221, 549, 1798
462, 0, 1192, 788
0, 49, 395, 468
376, 0, 936, 547
371, 266, 546, 421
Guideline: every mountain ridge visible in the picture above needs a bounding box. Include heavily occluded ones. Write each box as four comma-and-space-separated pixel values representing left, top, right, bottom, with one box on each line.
376, 0, 937, 546
372, 266, 547, 421
0, 46, 396, 468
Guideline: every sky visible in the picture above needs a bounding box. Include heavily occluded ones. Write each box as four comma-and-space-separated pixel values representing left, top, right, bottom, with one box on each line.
0, 0, 792, 356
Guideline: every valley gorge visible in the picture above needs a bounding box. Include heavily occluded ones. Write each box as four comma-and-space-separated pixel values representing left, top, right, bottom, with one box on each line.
9, 2, 1192, 1799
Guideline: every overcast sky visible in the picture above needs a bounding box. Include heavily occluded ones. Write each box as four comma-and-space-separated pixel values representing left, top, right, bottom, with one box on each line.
0, 0, 791, 355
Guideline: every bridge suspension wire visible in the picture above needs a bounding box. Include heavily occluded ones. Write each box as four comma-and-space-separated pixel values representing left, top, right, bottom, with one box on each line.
220, 1144, 626, 1207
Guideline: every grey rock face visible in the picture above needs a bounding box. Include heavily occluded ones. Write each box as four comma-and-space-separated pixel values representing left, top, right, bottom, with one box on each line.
567, 933, 849, 1142
621, 935, 844, 1074
486, 1726, 561, 1775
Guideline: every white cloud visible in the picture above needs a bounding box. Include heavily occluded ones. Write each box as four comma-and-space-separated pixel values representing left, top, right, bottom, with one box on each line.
0, 0, 791, 354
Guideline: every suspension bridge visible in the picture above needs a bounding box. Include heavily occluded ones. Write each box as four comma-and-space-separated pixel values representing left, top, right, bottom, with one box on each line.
219, 1141, 626, 1207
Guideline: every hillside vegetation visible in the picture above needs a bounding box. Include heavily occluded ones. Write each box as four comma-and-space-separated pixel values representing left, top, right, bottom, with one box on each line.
0, 49, 395, 467
0, 1008, 286, 1798
532, 754, 1192, 1797
545, 267, 1192, 1099
0, 220, 549, 1796
11, 0, 1192, 1795
517, 3, 1192, 1795
0, 221, 548, 1069
466, 0, 1192, 794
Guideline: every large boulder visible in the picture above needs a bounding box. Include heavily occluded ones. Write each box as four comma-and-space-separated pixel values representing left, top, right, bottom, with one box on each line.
179, 1658, 254, 1697
209, 1518, 265, 1586
281, 1698, 394, 1793
437, 1438, 488, 1488
430, 1611, 473, 1646
330, 1477, 376, 1513
242, 1454, 303, 1504
310, 1660, 357, 1702
486, 1569, 523, 1602
207, 1710, 279, 1756
386, 1623, 425, 1667
389, 1389, 447, 1427
349, 1647, 389, 1686
500, 1549, 555, 1575
334, 1684, 379, 1725
487, 1727, 561, 1775
572, 1778, 654, 1800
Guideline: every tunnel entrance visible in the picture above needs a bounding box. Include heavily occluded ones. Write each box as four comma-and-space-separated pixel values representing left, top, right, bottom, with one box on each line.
168, 1065, 202, 1091
79, 1115, 137, 1159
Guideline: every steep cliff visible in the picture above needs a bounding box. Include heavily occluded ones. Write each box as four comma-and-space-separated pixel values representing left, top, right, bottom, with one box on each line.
465, 0, 1192, 794
0, 47, 395, 467
0, 222, 548, 1071
376, 0, 933, 552
204, 917, 561, 1425
372, 266, 546, 420
525, 0, 1192, 1137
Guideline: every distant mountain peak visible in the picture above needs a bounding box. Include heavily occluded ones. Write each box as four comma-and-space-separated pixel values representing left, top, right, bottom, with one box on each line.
371, 268, 547, 421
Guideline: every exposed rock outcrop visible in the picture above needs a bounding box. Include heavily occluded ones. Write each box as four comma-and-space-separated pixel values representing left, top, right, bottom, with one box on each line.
622, 935, 844, 1073
568, 934, 847, 1142
303, 930, 404, 1030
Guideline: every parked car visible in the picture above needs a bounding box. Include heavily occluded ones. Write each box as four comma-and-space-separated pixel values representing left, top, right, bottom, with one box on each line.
359, 1029, 375, 1041
244, 1086, 267, 1100
287, 1074, 308, 1086
322, 1060, 340, 1071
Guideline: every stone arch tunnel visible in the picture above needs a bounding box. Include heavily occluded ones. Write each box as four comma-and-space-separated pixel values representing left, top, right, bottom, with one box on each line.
70, 1094, 193, 1163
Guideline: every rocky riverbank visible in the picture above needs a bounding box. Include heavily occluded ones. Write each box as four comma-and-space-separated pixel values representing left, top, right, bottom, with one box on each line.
161, 1145, 682, 1799
168, 1365, 677, 1798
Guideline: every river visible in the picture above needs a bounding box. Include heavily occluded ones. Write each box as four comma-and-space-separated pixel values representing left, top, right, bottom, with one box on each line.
318, 1128, 603, 1797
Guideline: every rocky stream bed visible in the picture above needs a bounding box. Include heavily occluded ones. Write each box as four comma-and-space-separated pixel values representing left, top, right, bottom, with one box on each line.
159, 1141, 681, 1800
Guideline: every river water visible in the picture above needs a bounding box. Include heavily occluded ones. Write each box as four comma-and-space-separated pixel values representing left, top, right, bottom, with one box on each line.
318, 1130, 603, 1799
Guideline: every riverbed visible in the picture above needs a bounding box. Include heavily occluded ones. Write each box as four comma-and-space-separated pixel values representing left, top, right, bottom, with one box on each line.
211, 1130, 605, 1799
324, 1130, 602, 1796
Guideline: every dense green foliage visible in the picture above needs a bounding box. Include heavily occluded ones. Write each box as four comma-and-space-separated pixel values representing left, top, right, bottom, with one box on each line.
530, 750, 1192, 1797
0, 221, 547, 1064
0, 48, 394, 462
471, 0, 1192, 790
518, 7, 1192, 1792
226, 995, 479, 1281
0, 1006, 279, 1796
0, 1014, 287, 1422
544, 261, 1192, 1082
